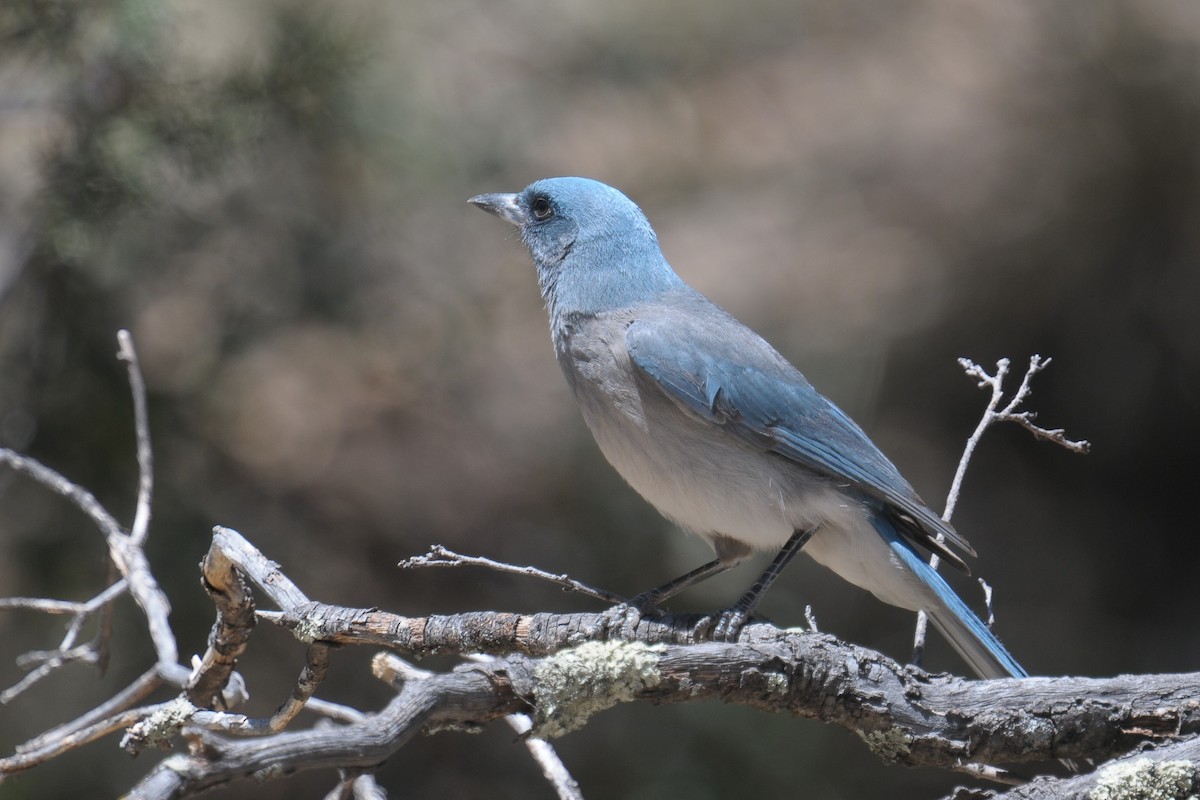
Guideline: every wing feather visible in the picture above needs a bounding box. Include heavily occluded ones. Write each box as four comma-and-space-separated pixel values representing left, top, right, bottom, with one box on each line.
626, 311, 973, 570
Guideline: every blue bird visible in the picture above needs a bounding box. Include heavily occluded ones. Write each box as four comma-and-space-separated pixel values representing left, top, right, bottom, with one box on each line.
470, 177, 1025, 679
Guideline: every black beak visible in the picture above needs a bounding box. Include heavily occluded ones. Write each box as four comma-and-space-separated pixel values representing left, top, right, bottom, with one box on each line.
468, 193, 526, 227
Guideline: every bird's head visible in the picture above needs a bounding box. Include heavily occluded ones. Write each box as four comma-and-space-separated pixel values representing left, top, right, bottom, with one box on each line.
470, 177, 679, 315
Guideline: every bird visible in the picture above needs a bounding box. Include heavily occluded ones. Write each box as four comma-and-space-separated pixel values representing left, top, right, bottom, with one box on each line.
469, 176, 1025, 679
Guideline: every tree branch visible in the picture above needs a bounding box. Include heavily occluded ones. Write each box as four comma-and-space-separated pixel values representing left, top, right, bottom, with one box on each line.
123, 657, 536, 799
913, 355, 1090, 668
255, 593, 1198, 768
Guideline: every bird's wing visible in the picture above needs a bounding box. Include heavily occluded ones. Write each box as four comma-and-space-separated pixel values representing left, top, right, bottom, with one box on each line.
625, 311, 973, 568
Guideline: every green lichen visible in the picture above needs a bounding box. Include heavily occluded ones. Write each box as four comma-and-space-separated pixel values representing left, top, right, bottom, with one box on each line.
532, 641, 665, 739
122, 697, 196, 751
857, 727, 913, 763
764, 671, 789, 694
290, 614, 323, 644
1088, 758, 1197, 800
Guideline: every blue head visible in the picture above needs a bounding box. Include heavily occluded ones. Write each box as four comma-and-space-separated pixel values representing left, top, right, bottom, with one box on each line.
469, 177, 684, 318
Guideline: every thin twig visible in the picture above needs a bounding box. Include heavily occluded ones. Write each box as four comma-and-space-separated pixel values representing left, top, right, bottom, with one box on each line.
0, 340, 178, 675
468, 654, 584, 800
1, 579, 129, 703
400, 545, 627, 605
0, 703, 168, 778
0, 597, 99, 613
2, 652, 95, 703
15, 644, 102, 671
0, 448, 126, 540
978, 578, 995, 628
266, 644, 331, 733
506, 712, 586, 800
126, 644, 332, 751
913, 355, 1089, 668
0, 460, 177, 681
349, 774, 387, 800
61, 579, 128, 651
950, 761, 1023, 785
803, 605, 820, 633
117, 330, 155, 548
323, 777, 356, 800
373, 652, 434, 687
0, 330, 186, 773
15, 668, 165, 754
306, 698, 368, 725
95, 559, 120, 675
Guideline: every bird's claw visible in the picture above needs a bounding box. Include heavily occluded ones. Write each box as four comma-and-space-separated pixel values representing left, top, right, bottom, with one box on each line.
710, 607, 750, 642
594, 598, 651, 638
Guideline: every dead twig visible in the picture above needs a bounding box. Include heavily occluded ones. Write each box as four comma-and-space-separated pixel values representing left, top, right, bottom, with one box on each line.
913, 355, 1089, 669
401, 544, 627, 605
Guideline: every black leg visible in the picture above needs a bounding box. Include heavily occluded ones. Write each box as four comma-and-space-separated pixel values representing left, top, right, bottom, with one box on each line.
633, 558, 733, 609
712, 527, 816, 642
595, 557, 736, 638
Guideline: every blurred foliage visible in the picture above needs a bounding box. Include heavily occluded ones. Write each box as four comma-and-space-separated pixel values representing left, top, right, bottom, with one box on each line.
1, 0, 1199, 798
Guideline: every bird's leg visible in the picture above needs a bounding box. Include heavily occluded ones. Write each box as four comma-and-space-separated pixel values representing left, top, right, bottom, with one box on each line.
631, 558, 732, 609
596, 558, 732, 637
711, 527, 816, 642
596, 539, 747, 638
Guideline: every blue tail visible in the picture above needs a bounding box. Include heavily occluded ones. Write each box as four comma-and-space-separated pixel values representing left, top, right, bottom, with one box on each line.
873, 518, 1027, 679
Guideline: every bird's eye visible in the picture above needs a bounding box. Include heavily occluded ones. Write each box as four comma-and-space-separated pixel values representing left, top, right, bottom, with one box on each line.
531, 197, 553, 220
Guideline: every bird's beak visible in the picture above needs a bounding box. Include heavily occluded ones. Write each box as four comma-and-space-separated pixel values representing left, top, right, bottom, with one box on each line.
468, 193, 526, 227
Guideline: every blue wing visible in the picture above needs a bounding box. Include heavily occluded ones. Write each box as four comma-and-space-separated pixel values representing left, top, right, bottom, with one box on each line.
625, 300, 973, 569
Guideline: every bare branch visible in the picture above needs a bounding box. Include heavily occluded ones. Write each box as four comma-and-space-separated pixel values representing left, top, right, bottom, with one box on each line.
945, 737, 1200, 800
0, 336, 179, 676
15, 668, 164, 754
469, 653, 584, 800
210, 526, 310, 610
401, 544, 627, 605
249, 594, 1199, 769
373, 652, 434, 687
118, 643, 332, 754
117, 330, 155, 547
187, 540, 258, 709
266, 644, 330, 733
306, 697, 369, 725
0, 702, 168, 778
950, 762, 1022, 786
347, 774, 387, 800
0, 597, 100, 614
1, 579, 131, 703
123, 658, 535, 800
0, 448, 126, 540
504, 711, 585, 800
913, 355, 1090, 668
324, 774, 388, 800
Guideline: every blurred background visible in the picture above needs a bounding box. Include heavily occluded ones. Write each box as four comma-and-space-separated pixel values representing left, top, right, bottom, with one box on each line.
1, 0, 1198, 797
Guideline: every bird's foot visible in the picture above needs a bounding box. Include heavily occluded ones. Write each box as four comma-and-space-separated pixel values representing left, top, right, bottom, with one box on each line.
593, 592, 658, 638
709, 607, 751, 642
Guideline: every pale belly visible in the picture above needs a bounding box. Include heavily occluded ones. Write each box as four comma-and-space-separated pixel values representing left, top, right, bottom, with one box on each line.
582, 397, 924, 610
556, 319, 927, 611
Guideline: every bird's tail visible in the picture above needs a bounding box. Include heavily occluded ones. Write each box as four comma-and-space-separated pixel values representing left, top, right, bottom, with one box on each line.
874, 518, 1027, 679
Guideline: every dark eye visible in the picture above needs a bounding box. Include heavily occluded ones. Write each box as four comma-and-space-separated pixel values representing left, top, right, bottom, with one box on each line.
531, 196, 553, 220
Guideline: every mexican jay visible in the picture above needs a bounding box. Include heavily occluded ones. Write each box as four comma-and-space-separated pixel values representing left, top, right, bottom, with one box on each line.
470, 177, 1025, 679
